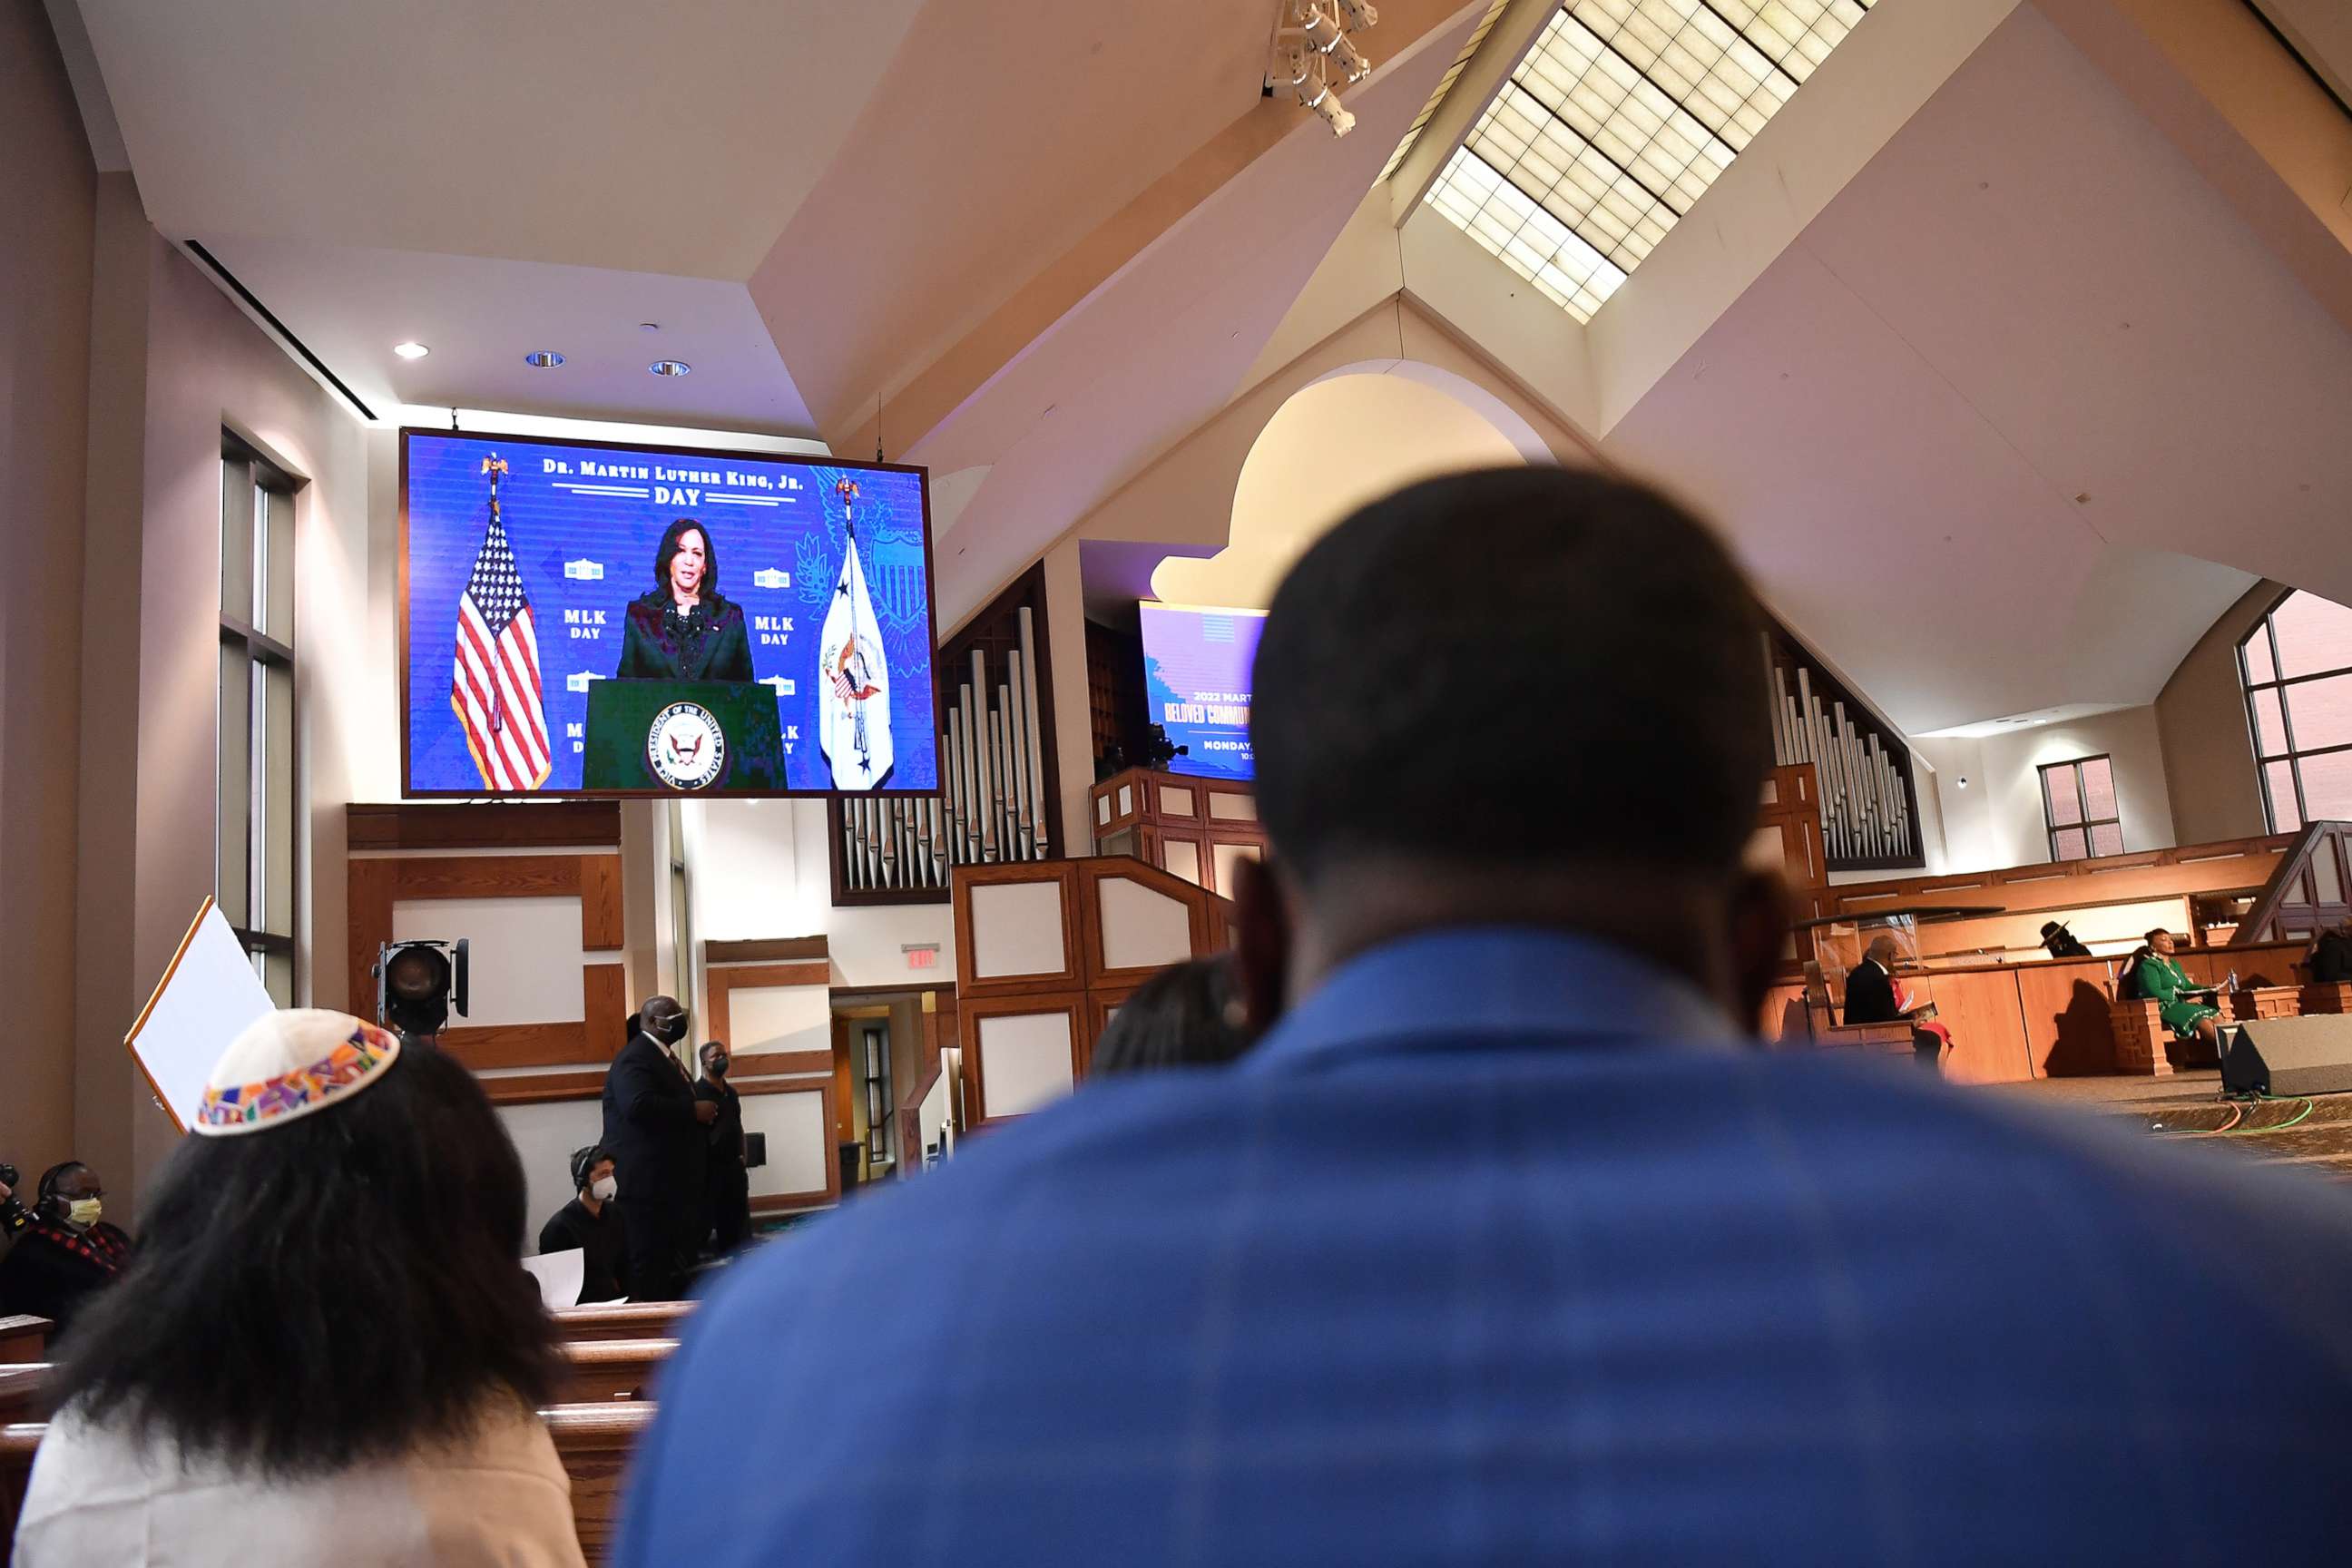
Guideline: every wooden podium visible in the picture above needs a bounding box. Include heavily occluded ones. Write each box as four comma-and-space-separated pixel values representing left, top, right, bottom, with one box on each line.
582, 679, 787, 792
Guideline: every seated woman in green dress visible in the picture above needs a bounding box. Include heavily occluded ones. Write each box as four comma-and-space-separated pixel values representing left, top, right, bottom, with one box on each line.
2132, 927, 2221, 1057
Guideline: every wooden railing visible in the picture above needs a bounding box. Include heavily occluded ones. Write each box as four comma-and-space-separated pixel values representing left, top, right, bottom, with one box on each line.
2230, 820, 2352, 946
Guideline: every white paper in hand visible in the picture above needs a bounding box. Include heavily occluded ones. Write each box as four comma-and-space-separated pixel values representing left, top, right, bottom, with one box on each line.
523, 1249, 585, 1310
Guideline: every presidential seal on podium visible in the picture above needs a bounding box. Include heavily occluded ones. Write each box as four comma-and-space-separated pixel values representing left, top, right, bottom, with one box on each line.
647, 701, 726, 790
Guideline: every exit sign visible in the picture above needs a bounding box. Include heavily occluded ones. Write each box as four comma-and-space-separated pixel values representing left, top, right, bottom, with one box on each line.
904, 945, 939, 971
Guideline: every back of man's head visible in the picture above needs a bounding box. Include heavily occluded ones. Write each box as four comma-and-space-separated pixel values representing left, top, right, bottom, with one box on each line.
1252, 466, 1770, 899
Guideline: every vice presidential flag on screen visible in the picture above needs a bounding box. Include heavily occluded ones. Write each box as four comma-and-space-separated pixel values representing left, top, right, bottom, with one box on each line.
451, 511, 552, 791
818, 527, 893, 789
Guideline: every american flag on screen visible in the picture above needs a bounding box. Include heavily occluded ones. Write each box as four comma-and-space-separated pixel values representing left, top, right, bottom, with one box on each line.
450, 477, 551, 791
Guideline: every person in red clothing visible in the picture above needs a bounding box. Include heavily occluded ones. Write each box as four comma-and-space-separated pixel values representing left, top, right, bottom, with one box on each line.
0, 1162, 131, 1336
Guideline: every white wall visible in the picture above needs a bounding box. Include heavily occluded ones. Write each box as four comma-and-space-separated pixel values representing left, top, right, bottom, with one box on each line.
686, 798, 956, 991
1917, 705, 2177, 875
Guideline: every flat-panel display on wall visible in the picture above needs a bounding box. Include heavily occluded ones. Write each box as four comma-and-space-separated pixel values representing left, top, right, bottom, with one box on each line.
401, 429, 938, 797
1138, 601, 1264, 782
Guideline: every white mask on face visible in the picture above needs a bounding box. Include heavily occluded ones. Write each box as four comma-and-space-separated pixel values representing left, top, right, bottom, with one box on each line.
65, 1198, 103, 1230
590, 1175, 617, 1202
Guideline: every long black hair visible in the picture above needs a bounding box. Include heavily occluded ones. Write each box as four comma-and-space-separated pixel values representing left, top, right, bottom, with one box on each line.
652, 517, 720, 598
1090, 956, 1254, 1075
53, 1044, 556, 1475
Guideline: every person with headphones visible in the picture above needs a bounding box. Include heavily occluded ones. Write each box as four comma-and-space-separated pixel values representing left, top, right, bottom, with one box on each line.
0, 1161, 131, 1334
536, 1146, 630, 1303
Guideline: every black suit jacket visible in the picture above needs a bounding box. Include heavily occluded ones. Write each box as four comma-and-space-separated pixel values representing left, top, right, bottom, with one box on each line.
602, 1033, 707, 1208
537, 1198, 630, 1303
1840, 959, 1903, 1026
696, 1079, 747, 1184
614, 592, 754, 682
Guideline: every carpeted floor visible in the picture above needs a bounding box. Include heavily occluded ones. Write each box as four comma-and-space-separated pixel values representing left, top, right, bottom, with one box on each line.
1983, 1070, 2352, 1180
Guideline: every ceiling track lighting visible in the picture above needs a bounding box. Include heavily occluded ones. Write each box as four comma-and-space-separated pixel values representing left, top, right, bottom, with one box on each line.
1268, 0, 1377, 138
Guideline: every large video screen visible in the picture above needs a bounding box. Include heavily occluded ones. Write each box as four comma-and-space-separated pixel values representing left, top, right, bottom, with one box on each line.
1138, 602, 1265, 782
401, 429, 937, 797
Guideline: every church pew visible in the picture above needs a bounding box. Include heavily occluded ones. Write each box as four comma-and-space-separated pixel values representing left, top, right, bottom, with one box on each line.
552, 1299, 693, 1342
0, 1365, 49, 1425
0, 1315, 50, 1365
557, 1338, 675, 1405
0, 1401, 656, 1559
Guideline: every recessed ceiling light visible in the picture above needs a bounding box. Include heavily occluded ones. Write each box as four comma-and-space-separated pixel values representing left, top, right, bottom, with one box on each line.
392, 340, 429, 359
524, 350, 565, 368
639, 322, 661, 332
649, 359, 691, 377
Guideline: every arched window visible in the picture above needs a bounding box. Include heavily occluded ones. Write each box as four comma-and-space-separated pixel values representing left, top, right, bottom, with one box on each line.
2239, 591, 2352, 831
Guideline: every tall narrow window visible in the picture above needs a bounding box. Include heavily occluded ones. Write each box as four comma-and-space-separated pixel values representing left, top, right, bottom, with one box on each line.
2040, 755, 2122, 863
220, 436, 298, 1004
2239, 590, 2352, 832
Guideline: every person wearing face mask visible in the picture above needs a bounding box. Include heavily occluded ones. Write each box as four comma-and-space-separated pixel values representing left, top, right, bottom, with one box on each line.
0, 1161, 131, 1336
695, 1042, 751, 1258
537, 1147, 630, 1304
600, 996, 714, 1300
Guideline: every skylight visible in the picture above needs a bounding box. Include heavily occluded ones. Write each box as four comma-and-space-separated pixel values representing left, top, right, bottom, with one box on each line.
1422, 0, 1876, 321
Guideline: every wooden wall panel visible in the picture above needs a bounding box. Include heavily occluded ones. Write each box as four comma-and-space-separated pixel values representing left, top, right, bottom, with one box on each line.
582, 963, 630, 1060
481, 1069, 611, 1106
1915, 970, 2032, 1084
742, 1078, 840, 1212
2013, 961, 2122, 1077
961, 993, 1086, 1124
579, 855, 623, 950
346, 856, 396, 1017
442, 1023, 591, 1072
391, 855, 582, 901
953, 863, 1084, 1000
348, 801, 622, 851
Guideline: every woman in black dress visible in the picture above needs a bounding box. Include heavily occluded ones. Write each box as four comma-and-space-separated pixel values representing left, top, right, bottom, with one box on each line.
695, 1041, 751, 1257
614, 518, 755, 682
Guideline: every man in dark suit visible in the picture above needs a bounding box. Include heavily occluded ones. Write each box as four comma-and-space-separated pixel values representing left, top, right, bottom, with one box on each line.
623, 468, 2352, 1565
1842, 933, 1946, 1072
600, 996, 713, 1300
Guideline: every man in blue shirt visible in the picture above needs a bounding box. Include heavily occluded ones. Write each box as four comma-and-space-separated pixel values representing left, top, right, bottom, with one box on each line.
622, 468, 2352, 1563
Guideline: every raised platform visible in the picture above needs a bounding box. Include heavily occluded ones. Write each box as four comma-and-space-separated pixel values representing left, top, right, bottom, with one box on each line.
1981, 1071, 2352, 1181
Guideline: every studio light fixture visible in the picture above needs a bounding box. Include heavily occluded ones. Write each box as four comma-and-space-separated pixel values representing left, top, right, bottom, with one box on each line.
1269, 0, 1377, 138
524, 350, 565, 368
649, 359, 692, 377
391, 340, 430, 359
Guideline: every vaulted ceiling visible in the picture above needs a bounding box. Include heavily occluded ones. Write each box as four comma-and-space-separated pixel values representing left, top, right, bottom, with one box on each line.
53, 0, 2352, 738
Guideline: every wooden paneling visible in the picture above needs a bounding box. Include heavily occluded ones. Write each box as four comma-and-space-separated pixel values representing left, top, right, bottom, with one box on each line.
440, 1022, 590, 1072
543, 1401, 654, 1561
480, 1068, 610, 1105
1078, 857, 1218, 989
705, 936, 829, 964
388, 854, 583, 901
348, 801, 622, 851
2013, 960, 2122, 1077
1831, 835, 2294, 919
1914, 969, 2033, 1084
346, 855, 396, 1021
741, 1075, 839, 1211
730, 1049, 835, 1077
556, 1337, 674, 1405
583, 963, 630, 1059
952, 861, 1084, 999
0, 1317, 48, 1366
579, 854, 623, 950
707, 961, 834, 1050
551, 1301, 692, 1342
960, 992, 1087, 1124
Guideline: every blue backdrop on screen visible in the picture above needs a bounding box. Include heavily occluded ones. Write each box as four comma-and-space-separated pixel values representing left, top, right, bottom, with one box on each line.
403, 431, 937, 794
1139, 603, 1265, 781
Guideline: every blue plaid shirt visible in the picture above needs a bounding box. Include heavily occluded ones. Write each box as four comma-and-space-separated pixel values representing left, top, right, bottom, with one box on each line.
620, 928, 2352, 1564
